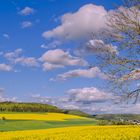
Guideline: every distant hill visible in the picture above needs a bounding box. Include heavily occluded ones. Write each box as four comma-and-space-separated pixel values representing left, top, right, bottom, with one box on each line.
0, 102, 91, 118
1, 102, 140, 120
63, 110, 92, 118
94, 114, 140, 121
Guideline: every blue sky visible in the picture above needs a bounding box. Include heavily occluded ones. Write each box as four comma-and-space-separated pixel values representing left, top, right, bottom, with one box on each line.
1, 0, 140, 114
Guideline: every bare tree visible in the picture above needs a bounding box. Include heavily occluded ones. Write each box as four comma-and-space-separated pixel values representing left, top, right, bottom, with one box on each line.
95, 0, 140, 103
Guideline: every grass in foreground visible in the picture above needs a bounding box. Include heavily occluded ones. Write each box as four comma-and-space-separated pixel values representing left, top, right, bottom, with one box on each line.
0, 119, 97, 131
0, 112, 97, 131
1, 125, 140, 140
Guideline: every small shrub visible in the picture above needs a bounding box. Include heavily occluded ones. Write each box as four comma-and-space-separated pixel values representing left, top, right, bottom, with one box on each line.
1, 116, 6, 120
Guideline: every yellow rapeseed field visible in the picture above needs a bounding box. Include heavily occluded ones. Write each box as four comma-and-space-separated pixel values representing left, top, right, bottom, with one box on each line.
0, 113, 87, 121
1, 125, 140, 140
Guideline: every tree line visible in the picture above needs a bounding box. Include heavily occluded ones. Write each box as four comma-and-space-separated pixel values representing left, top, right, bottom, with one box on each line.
0, 102, 63, 113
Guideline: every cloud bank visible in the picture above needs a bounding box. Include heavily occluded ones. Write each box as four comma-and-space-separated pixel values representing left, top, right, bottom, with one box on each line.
32, 86, 140, 114
0, 87, 17, 102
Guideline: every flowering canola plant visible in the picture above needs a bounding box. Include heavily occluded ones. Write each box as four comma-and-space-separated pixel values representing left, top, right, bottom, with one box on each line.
0, 113, 87, 121
1, 125, 140, 140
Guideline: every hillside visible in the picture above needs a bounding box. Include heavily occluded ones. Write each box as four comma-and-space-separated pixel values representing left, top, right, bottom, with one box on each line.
94, 114, 140, 121
0, 102, 91, 117
0, 102, 63, 113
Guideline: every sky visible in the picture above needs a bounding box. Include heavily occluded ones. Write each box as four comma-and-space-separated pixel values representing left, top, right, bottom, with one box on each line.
0, 0, 140, 114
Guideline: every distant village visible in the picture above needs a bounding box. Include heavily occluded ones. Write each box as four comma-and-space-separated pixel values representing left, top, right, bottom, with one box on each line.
119, 118, 140, 125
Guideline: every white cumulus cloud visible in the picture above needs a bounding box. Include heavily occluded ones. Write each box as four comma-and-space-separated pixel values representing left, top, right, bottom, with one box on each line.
42, 4, 108, 40
67, 87, 115, 102
15, 57, 39, 67
40, 49, 88, 71
51, 67, 108, 81
42, 62, 64, 71
19, 7, 35, 16
77, 39, 118, 55
3, 49, 39, 67
4, 49, 23, 60
21, 21, 33, 28
0, 64, 12, 71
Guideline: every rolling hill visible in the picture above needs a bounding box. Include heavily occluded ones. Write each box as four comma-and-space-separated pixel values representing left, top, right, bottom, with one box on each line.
0, 102, 91, 117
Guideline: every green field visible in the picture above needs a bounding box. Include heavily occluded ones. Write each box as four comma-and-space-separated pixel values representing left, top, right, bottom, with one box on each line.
0, 119, 97, 131
0, 112, 98, 132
